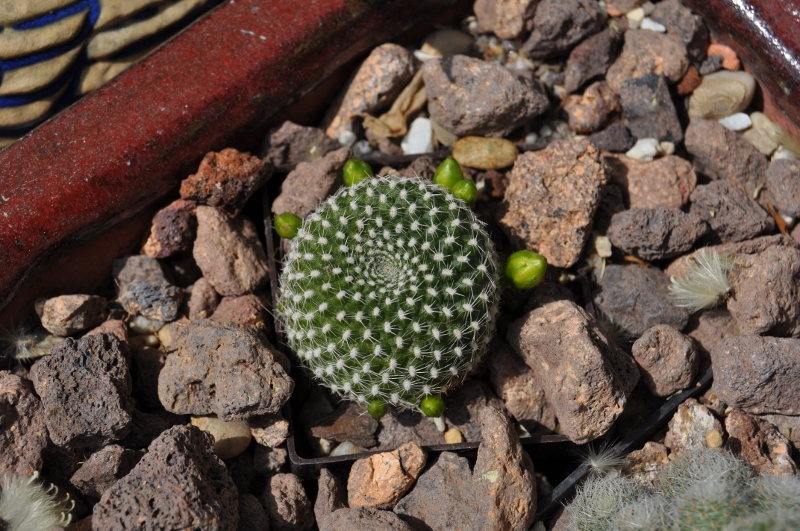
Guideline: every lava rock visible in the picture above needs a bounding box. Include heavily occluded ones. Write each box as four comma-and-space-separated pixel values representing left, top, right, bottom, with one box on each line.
249, 413, 290, 447
39, 294, 108, 336
186, 277, 220, 319
193, 205, 270, 297
112, 254, 171, 287
85, 319, 128, 342
315, 468, 347, 531
631, 325, 699, 397
376, 408, 446, 450
521, 0, 605, 59
211, 294, 267, 331
158, 320, 293, 420
260, 473, 314, 531
306, 400, 379, 449
711, 335, 800, 415
130, 346, 166, 411
689, 180, 774, 244
563, 81, 619, 134
588, 121, 635, 153
664, 398, 724, 454
264, 120, 339, 167
473, 0, 537, 40
727, 245, 800, 337
507, 301, 638, 443
765, 158, 800, 218
684, 118, 768, 198
271, 147, 351, 219
180, 148, 272, 217
70, 445, 141, 502
596, 264, 689, 338
394, 407, 536, 531
253, 444, 288, 476
564, 28, 623, 93
500, 138, 607, 268
604, 153, 697, 209
348, 442, 426, 509
142, 199, 197, 259
0, 372, 48, 477
486, 342, 558, 435
607, 206, 709, 260
93, 425, 238, 531
119, 279, 183, 322
30, 333, 134, 449
724, 410, 798, 476
685, 308, 739, 362
444, 379, 506, 442
649, 0, 709, 62
238, 494, 270, 531
325, 507, 414, 531
620, 73, 682, 143
606, 29, 689, 93
422, 55, 549, 137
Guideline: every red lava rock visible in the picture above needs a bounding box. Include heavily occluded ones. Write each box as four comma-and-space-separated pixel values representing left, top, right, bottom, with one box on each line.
118, 409, 179, 450
264, 121, 339, 167
486, 341, 558, 435
158, 320, 293, 421
376, 408, 446, 450
764, 158, 800, 218
684, 118, 769, 199
253, 444, 288, 476
306, 400, 379, 449
70, 444, 142, 502
620, 73, 683, 144
30, 333, 134, 449
664, 398, 724, 454
0, 372, 48, 477
689, 181, 774, 244
631, 325, 699, 397
605, 153, 697, 209
347, 442, 427, 509
685, 308, 739, 362
399, 155, 439, 180
589, 121, 635, 153
180, 148, 272, 217
315, 468, 347, 530
325, 508, 413, 531
260, 473, 315, 531
507, 300, 639, 444
119, 279, 184, 322
186, 277, 221, 319
193, 205, 270, 297
39, 294, 108, 337
271, 147, 351, 219
594, 182, 628, 234
130, 346, 166, 411
564, 28, 623, 93
521, 0, 605, 59
711, 335, 800, 415
444, 379, 506, 442
593, 264, 689, 338
563, 81, 619, 134
677, 66, 702, 95
211, 294, 267, 330
84, 319, 128, 342
324, 43, 417, 140
238, 493, 271, 531
728, 245, 800, 337
724, 410, 798, 476
142, 199, 197, 259
606, 29, 689, 93
607, 206, 710, 261
394, 407, 537, 531
249, 413, 290, 447
650, 0, 709, 62
473, 0, 537, 40
93, 425, 238, 531
500, 138, 607, 268
422, 55, 549, 138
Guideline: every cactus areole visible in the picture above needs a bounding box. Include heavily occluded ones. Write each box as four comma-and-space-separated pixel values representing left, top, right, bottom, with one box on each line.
278, 176, 501, 415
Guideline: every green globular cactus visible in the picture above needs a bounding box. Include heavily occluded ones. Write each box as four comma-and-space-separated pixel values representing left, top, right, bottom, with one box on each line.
277, 176, 501, 415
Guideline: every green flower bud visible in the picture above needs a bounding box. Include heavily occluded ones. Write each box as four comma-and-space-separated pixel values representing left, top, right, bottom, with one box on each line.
433, 156, 464, 190
343, 157, 374, 186
450, 179, 478, 206
274, 212, 302, 239
419, 395, 445, 418
367, 400, 388, 419
505, 250, 547, 289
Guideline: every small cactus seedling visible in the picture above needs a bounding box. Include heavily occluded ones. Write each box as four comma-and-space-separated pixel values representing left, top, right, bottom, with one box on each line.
277, 175, 501, 417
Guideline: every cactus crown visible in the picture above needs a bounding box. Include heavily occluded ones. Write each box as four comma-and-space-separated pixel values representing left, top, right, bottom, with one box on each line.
278, 176, 500, 412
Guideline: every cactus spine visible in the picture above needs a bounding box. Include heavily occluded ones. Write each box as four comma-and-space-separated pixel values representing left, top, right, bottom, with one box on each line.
277, 176, 500, 414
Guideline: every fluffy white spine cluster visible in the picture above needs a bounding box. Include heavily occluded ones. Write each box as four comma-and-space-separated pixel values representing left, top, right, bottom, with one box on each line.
0, 472, 74, 530
278, 176, 500, 410
669, 248, 735, 314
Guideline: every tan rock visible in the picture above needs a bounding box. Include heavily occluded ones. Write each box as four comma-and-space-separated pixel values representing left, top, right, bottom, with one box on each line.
688, 70, 756, 120
664, 398, 723, 454
604, 154, 696, 209
347, 442, 426, 509
191, 416, 252, 459
40, 294, 108, 336
444, 427, 463, 444
249, 413, 290, 447
473, 0, 537, 40
452, 136, 518, 170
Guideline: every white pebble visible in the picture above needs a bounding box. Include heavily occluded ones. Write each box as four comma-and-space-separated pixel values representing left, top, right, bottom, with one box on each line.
353, 139, 372, 157
329, 441, 366, 456
538, 124, 553, 137
338, 130, 357, 147
718, 112, 752, 131
524, 132, 539, 144
773, 145, 799, 161
640, 17, 666, 32
401, 117, 434, 155
625, 138, 662, 162
626, 7, 645, 29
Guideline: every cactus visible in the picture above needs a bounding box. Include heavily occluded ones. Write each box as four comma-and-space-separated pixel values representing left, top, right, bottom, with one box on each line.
669, 248, 735, 314
0, 472, 74, 530
277, 175, 500, 416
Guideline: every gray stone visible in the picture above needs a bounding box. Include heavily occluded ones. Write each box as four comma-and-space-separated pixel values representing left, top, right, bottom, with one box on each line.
260, 473, 314, 531
607, 206, 709, 261
564, 28, 623, 93
620, 73, 682, 144
521, 0, 605, 59
606, 29, 689, 93
689, 180, 774, 244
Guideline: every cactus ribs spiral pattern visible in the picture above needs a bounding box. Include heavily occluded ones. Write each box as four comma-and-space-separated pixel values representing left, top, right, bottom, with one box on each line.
278, 176, 500, 412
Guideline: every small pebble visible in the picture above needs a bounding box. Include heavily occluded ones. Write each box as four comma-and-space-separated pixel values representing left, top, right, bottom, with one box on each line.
718, 112, 751, 131
750, 111, 800, 156
452, 136, 518, 169
626, 7, 645, 28
640, 18, 666, 32
688, 70, 756, 119
773, 146, 799, 161
705, 429, 723, 448
191, 416, 253, 459
329, 441, 366, 456
401, 117, 434, 155
707, 43, 740, 70
444, 427, 464, 444
129, 315, 165, 335
128, 334, 159, 349
420, 29, 473, 58
338, 130, 356, 147
352, 140, 372, 157
524, 132, 539, 144
659, 141, 675, 155
538, 124, 553, 137
626, 138, 662, 162
641, 1, 655, 15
